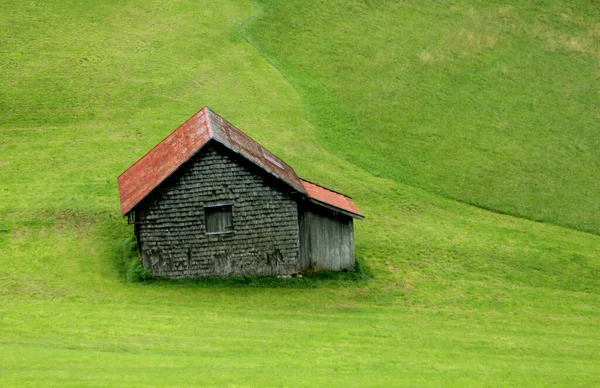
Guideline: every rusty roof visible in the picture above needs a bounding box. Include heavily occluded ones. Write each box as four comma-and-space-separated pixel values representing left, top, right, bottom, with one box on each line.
301, 179, 364, 219
118, 107, 362, 219
208, 109, 305, 194
118, 108, 213, 216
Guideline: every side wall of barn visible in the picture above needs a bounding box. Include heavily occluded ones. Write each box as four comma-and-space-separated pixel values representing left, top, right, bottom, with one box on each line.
135, 142, 300, 278
298, 202, 355, 272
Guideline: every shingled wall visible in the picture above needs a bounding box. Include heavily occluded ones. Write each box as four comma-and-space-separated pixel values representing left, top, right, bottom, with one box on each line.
135, 142, 300, 278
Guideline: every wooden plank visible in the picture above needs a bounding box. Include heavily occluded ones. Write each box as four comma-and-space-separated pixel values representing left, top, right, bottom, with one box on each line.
299, 203, 355, 271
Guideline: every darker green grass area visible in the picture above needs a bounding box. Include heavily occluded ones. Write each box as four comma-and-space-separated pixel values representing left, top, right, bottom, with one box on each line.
139, 267, 369, 289
242, 0, 600, 234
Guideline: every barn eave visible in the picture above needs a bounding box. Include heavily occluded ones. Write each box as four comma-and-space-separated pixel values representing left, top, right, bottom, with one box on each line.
304, 197, 365, 220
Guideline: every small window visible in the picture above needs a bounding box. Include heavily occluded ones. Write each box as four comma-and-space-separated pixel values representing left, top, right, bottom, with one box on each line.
204, 204, 233, 234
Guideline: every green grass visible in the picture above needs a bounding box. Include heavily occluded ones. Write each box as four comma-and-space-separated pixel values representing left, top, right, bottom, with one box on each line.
0, 0, 598, 386
242, 0, 600, 234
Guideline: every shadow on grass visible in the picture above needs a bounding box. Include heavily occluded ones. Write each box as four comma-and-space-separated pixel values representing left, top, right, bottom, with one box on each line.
113, 233, 372, 289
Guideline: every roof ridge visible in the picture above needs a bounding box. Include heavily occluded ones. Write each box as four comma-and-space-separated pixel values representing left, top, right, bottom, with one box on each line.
205, 109, 306, 194
203, 106, 214, 138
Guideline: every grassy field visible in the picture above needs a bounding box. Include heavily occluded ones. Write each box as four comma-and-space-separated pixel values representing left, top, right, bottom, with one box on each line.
1, 0, 598, 386
244, 0, 600, 234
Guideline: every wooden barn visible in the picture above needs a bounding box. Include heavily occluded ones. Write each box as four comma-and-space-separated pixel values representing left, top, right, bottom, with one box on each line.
117, 107, 363, 278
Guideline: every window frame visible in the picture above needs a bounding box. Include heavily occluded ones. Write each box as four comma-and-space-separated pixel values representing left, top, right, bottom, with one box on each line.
203, 203, 234, 235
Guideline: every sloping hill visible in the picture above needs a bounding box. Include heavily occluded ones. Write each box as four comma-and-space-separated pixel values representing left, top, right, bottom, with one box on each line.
0, 0, 598, 386
243, 0, 600, 234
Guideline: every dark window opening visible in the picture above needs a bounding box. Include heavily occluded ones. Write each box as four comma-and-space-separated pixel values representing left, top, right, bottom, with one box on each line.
204, 204, 233, 234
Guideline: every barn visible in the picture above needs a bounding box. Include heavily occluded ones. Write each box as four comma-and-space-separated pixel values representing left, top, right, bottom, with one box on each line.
117, 107, 363, 278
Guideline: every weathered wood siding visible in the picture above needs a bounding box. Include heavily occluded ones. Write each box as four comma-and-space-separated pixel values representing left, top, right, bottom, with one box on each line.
136, 142, 300, 278
298, 202, 355, 271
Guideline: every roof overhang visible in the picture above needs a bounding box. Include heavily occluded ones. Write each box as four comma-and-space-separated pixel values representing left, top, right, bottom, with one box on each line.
299, 179, 363, 219
305, 197, 365, 220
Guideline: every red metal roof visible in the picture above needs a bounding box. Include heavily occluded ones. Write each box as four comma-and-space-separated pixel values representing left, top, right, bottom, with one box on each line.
118, 108, 213, 216
118, 107, 362, 219
301, 179, 364, 219
209, 110, 305, 194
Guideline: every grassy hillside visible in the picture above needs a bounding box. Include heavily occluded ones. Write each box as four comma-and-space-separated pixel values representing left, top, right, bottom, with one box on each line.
243, 0, 600, 234
1, 0, 598, 386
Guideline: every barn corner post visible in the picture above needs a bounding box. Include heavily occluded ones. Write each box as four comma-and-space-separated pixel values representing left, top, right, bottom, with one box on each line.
129, 210, 140, 252
117, 107, 363, 279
